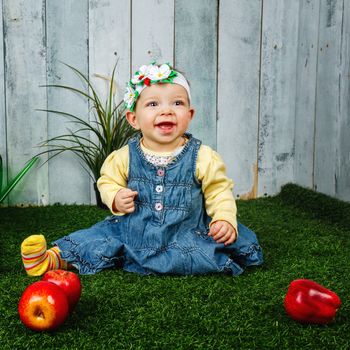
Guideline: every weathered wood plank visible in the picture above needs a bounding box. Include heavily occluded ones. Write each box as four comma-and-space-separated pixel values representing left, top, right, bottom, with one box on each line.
314, 0, 343, 197
0, 0, 8, 205
175, 0, 217, 149
3, 0, 48, 205
294, 0, 320, 190
46, 0, 90, 204
258, 0, 299, 196
131, 0, 174, 71
1, 0, 350, 205
336, 0, 350, 201
89, 0, 130, 103
89, 0, 131, 204
217, 0, 262, 199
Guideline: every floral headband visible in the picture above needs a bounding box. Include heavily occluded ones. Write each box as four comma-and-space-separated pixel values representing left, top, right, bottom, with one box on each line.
123, 62, 191, 112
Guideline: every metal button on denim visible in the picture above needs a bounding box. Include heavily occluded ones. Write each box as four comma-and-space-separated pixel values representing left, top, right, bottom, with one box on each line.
157, 169, 165, 177
155, 202, 163, 211
155, 185, 163, 193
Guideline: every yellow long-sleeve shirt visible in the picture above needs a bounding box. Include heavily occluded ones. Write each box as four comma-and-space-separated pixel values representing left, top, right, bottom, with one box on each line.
97, 142, 237, 231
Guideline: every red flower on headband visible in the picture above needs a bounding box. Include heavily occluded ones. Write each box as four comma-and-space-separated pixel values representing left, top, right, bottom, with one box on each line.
144, 78, 151, 86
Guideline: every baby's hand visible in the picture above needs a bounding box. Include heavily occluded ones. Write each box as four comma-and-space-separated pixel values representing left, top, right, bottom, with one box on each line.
113, 188, 138, 214
208, 221, 237, 246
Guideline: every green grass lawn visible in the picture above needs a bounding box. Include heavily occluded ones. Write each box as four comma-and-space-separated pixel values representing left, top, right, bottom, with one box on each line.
1, 184, 349, 349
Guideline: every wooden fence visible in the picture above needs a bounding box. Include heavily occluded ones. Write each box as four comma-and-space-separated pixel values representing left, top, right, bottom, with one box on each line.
0, 0, 349, 206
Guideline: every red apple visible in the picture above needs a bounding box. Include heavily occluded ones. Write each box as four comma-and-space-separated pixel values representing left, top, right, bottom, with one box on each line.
42, 270, 82, 311
18, 281, 69, 332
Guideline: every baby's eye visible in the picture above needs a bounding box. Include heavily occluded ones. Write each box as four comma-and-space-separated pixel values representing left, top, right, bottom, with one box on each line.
147, 101, 158, 107
175, 100, 185, 106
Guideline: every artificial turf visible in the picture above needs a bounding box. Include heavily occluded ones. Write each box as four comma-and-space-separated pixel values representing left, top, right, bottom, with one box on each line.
0, 184, 349, 349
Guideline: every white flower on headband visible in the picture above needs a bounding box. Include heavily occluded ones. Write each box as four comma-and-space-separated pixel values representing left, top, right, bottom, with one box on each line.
131, 65, 150, 85
148, 64, 171, 81
124, 85, 138, 109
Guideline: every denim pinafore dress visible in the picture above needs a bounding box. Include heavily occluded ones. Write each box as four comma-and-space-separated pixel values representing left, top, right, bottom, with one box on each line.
54, 134, 263, 275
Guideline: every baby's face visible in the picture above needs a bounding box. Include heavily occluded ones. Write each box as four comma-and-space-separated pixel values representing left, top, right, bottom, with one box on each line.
126, 83, 195, 152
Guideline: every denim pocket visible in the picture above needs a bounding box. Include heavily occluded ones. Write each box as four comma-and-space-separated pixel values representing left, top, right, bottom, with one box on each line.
164, 183, 192, 212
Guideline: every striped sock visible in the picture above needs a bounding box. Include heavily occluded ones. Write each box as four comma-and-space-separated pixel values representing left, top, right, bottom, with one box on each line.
47, 246, 68, 271
21, 234, 67, 276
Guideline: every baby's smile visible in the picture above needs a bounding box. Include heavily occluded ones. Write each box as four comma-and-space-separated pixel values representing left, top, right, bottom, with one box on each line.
155, 121, 176, 133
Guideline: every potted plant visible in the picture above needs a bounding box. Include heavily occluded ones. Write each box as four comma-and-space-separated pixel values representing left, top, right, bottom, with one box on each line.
37, 62, 137, 208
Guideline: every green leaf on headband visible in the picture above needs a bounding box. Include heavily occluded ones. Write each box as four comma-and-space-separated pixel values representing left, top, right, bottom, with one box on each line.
159, 78, 173, 84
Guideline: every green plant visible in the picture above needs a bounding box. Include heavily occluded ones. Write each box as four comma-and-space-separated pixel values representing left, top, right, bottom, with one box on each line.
37, 62, 137, 183
0, 154, 38, 203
